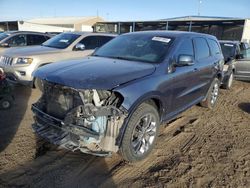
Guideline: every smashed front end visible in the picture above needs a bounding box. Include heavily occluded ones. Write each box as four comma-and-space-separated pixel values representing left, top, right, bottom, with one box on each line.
32, 81, 127, 156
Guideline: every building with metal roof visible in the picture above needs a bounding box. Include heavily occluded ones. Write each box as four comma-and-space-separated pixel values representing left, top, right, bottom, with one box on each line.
93, 16, 250, 43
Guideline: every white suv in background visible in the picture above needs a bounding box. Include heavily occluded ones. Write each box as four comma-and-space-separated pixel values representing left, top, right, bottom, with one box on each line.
0, 32, 116, 87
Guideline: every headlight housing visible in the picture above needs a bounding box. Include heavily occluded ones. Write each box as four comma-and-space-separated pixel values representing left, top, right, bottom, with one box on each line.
16, 58, 33, 65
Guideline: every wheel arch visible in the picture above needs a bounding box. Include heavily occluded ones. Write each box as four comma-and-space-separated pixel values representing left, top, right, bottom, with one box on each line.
32, 62, 53, 88
117, 93, 165, 147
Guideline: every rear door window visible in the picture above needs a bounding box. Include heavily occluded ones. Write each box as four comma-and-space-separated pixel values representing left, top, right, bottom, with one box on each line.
193, 37, 210, 60
27, 34, 48, 45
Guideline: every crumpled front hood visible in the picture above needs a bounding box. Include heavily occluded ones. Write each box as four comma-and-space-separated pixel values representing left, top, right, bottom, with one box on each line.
34, 56, 156, 89
3, 45, 61, 57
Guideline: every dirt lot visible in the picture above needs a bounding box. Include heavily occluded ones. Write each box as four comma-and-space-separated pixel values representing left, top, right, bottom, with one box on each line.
0, 80, 250, 187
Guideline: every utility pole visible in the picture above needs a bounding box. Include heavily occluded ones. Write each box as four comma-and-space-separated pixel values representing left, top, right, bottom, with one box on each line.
198, 0, 202, 16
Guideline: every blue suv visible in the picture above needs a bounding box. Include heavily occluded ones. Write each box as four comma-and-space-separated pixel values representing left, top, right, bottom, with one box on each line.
32, 31, 224, 162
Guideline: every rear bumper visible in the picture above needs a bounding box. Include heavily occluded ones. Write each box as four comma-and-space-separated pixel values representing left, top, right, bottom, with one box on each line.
32, 104, 111, 156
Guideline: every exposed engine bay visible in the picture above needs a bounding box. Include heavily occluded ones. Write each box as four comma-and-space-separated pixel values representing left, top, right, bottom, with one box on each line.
32, 81, 127, 156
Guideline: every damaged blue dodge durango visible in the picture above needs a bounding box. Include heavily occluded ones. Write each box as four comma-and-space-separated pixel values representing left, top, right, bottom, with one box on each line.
32, 31, 224, 162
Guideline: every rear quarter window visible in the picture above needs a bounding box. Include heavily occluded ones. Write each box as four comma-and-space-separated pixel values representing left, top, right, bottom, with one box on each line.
207, 39, 221, 56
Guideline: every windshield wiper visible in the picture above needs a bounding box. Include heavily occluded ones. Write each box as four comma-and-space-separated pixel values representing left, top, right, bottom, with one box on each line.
105, 56, 136, 61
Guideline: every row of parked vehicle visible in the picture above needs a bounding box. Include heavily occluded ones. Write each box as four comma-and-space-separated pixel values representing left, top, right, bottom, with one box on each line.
0, 30, 249, 162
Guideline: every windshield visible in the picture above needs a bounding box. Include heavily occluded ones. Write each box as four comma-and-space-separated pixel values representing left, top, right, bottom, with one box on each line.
42, 33, 80, 49
220, 43, 236, 60
0, 33, 10, 42
93, 34, 173, 63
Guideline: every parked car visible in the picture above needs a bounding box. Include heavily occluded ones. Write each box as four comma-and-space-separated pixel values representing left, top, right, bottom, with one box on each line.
234, 42, 250, 81
32, 31, 224, 162
219, 40, 238, 89
0, 32, 116, 87
219, 40, 250, 81
0, 31, 51, 54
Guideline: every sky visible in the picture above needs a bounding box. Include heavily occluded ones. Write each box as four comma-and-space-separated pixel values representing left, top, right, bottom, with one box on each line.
0, 0, 250, 21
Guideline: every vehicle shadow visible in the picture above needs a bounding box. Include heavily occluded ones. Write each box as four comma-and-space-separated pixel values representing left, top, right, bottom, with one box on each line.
0, 85, 32, 152
0, 149, 118, 187
238, 102, 250, 114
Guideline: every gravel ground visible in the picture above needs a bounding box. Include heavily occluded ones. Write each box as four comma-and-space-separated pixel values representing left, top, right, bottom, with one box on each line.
0, 80, 250, 187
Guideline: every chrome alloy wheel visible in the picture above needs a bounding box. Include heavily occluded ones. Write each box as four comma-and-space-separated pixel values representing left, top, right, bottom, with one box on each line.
211, 82, 219, 105
131, 114, 157, 155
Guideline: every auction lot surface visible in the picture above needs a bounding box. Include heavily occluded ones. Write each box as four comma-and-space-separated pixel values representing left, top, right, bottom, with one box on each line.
0, 81, 250, 187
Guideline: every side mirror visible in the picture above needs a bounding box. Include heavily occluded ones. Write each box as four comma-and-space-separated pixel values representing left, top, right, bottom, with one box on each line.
74, 43, 85, 51
236, 53, 244, 59
177, 55, 194, 66
0, 42, 9, 47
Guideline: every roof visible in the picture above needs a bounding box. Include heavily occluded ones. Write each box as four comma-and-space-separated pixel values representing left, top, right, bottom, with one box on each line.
219, 40, 240, 44
160, 15, 243, 21
4, 30, 49, 35
124, 30, 216, 39
28, 16, 104, 25
63, 31, 117, 37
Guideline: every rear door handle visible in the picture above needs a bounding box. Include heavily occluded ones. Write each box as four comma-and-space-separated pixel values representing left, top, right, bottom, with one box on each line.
193, 68, 198, 72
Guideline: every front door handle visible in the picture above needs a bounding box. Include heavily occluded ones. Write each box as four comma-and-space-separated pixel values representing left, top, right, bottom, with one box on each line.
193, 68, 198, 72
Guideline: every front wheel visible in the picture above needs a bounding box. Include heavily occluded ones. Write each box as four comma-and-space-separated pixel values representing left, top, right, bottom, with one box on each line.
120, 102, 160, 162
200, 78, 220, 109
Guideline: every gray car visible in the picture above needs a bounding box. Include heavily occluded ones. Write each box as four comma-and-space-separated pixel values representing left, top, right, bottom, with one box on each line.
234, 42, 250, 80
0, 32, 116, 86
220, 40, 250, 81
0, 31, 51, 55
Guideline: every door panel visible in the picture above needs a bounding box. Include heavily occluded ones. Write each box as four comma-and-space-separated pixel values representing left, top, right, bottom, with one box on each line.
235, 49, 250, 79
235, 60, 250, 78
171, 63, 202, 112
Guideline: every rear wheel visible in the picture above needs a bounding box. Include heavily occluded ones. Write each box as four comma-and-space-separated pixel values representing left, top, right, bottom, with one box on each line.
120, 102, 160, 162
200, 78, 220, 109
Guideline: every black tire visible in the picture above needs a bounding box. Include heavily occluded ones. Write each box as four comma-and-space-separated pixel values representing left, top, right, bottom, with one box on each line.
200, 78, 220, 109
222, 71, 234, 90
0, 97, 13, 110
120, 102, 160, 162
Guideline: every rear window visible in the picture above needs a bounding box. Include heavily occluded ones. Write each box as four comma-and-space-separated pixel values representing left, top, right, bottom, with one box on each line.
220, 43, 236, 60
